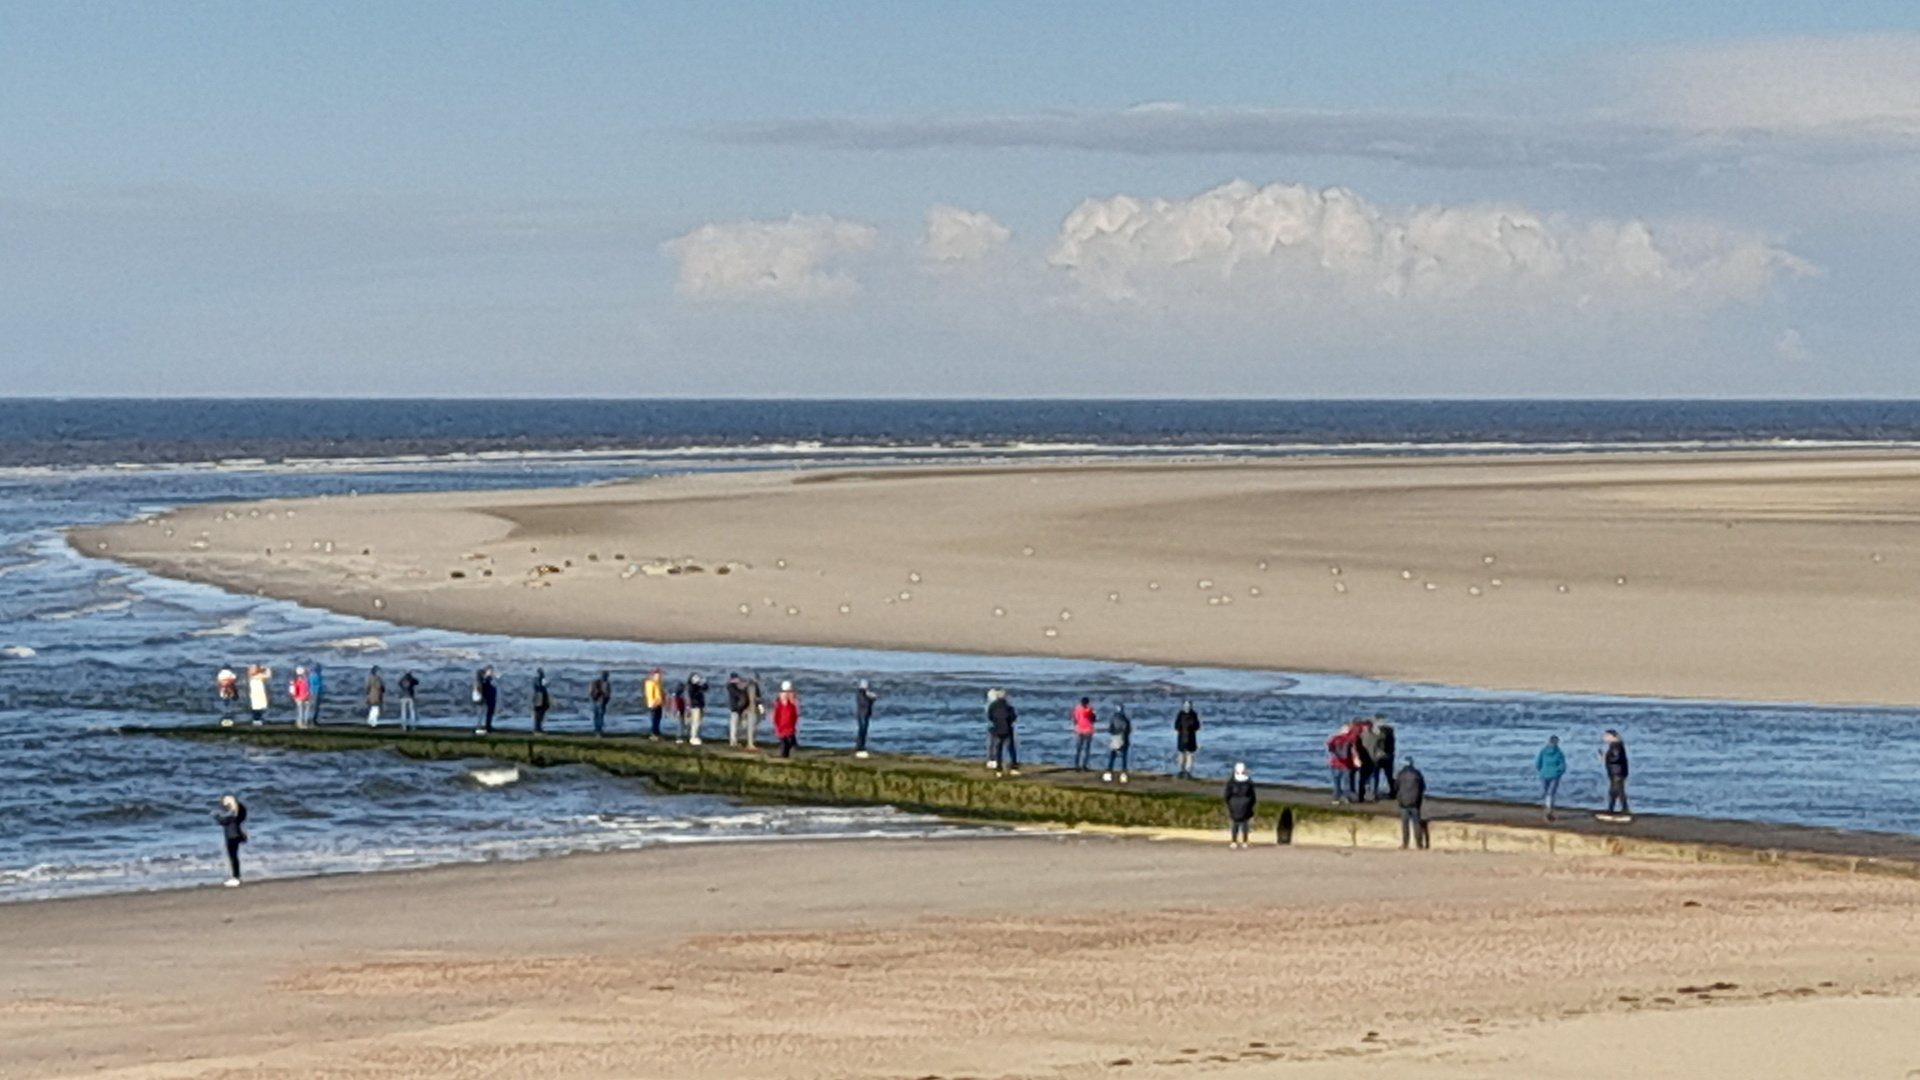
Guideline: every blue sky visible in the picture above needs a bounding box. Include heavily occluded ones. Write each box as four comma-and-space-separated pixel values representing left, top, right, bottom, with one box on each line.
5, 2, 1920, 396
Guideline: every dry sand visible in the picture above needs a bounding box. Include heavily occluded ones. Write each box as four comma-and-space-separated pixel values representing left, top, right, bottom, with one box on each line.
5, 836, 1919, 1080
74, 451, 1920, 704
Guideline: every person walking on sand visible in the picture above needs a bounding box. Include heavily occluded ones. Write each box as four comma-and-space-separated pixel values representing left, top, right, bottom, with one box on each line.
1396, 758, 1428, 850
772, 681, 801, 758
588, 671, 612, 736
397, 670, 419, 729
1600, 730, 1632, 820
288, 666, 310, 727
1071, 697, 1097, 771
473, 667, 498, 734
986, 689, 1019, 774
743, 674, 765, 750
1174, 701, 1201, 779
247, 664, 273, 726
1224, 762, 1258, 848
726, 673, 750, 746
1536, 735, 1567, 820
1103, 704, 1132, 782
530, 669, 552, 733
1356, 719, 1385, 803
215, 666, 239, 721
364, 666, 385, 727
1326, 721, 1358, 803
853, 679, 877, 758
643, 668, 666, 739
214, 794, 249, 887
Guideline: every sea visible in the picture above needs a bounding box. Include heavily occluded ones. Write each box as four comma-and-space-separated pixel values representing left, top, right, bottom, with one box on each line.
7, 398, 1920, 903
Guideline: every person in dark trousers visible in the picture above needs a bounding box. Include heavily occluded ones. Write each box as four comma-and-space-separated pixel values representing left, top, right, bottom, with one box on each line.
771, 681, 801, 758
215, 794, 248, 887
1374, 722, 1397, 799
364, 666, 386, 727
308, 662, 326, 723
1173, 701, 1201, 778
986, 689, 1019, 774
473, 667, 498, 734
1396, 758, 1428, 850
588, 671, 612, 736
1600, 730, 1631, 818
1224, 762, 1258, 848
529, 669, 552, 733
396, 670, 419, 729
644, 668, 666, 739
1103, 704, 1132, 782
743, 674, 765, 750
1356, 720, 1385, 802
1071, 697, 1097, 770
1536, 735, 1567, 820
853, 679, 877, 757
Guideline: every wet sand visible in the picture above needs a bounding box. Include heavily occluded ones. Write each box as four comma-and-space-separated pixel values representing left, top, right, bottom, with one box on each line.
75, 451, 1920, 704
5, 836, 1919, 1080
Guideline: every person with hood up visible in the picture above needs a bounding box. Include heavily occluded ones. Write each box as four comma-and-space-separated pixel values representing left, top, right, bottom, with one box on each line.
771, 681, 801, 758
1071, 697, 1097, 771
397, 670, 420, 729
530, 669, 552, 733
1223, 762, 1258, 848
726, 673, 751, 746
1173, 701, 1201, 779
364, 666, 385, 727
214, 794, 249, 887
643, 668, 666, 739
588, 671, 612, 736
215, 666, 239, 721
1600, 730, 1632, 819
287, 666, 310, 727
986, 689, 1019, 774
1536, 735, 1567, 820
248, 664, 274, 726
473, 667, 498, 734
1396, 757, 1428, 850
853, 679, 877, 757
1102, 704, 1132, 783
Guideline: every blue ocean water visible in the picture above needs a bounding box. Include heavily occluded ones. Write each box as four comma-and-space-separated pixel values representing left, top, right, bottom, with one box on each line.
5, 400, 1920, 902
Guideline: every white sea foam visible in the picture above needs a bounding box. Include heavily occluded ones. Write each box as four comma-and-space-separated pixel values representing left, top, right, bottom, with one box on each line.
190, 617, 254, 638
1, 645, 37, 658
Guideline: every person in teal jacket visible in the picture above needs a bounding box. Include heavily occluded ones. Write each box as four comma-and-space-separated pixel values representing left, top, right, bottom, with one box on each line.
1535, 735, 1568, 821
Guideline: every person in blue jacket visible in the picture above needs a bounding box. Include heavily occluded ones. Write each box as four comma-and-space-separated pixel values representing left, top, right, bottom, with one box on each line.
1535, 735, 1567, 821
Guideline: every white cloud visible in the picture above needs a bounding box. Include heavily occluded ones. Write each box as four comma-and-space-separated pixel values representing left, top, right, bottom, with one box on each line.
1045, 180, 1814, 312
923, 205, 1010, 262
661, 214, 877, 301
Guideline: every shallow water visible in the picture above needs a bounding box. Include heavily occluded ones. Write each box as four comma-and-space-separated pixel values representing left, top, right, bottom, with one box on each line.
5, 449, 1920, 903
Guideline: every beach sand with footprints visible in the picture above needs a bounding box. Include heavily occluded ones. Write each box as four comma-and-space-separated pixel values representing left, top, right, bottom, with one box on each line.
75, 450, 1920, 705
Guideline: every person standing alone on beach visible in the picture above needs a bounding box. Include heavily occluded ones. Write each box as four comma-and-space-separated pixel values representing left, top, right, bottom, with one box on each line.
214, 794, 248, 887
1071, 697, 1097, 770
364, 666, 385, 727
1396, 758, 1428, 850
1174, 701, 1201, 778
530, 669, 552, 733
397, 670, 419, 729
1103, 704, 1131, 782
772, 681, 801, 758
1224, 762, 1257, 848
588, 671, 612, 736
986, 689, 1019, 774
853, 679, 877, 758
643, 668, 665, 739
1536, 735, 1567, 821
1600, 730, 1632, 820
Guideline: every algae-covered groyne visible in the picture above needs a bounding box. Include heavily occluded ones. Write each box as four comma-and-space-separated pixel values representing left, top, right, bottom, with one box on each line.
133, 724, 1920, 877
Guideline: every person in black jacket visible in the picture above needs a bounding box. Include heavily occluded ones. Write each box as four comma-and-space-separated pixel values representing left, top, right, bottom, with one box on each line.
1396, 758, 1428, 850
1374, 722, 1397, 799
396, 670, 419, 729
530, 669, 552, 733
1601, 730, 1632, 818
214, 794, 248, 887
853, 679, 877, 758
726, 673, 751, 746
1223, 762, 1257, 848
685, 673, 708, 745
1173, 701, 1201, 778
474, 667, 498, 735
986, 689, 1019, 774
588, 671, 612, 736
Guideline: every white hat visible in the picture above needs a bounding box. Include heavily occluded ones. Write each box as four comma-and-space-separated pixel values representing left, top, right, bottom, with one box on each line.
781, 680, 793, 691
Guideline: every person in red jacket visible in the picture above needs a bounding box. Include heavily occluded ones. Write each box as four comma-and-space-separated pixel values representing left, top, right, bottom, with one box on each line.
1327, 721, 1361, 803
1071, 697, 1097, 770
771, 681, 801, 758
